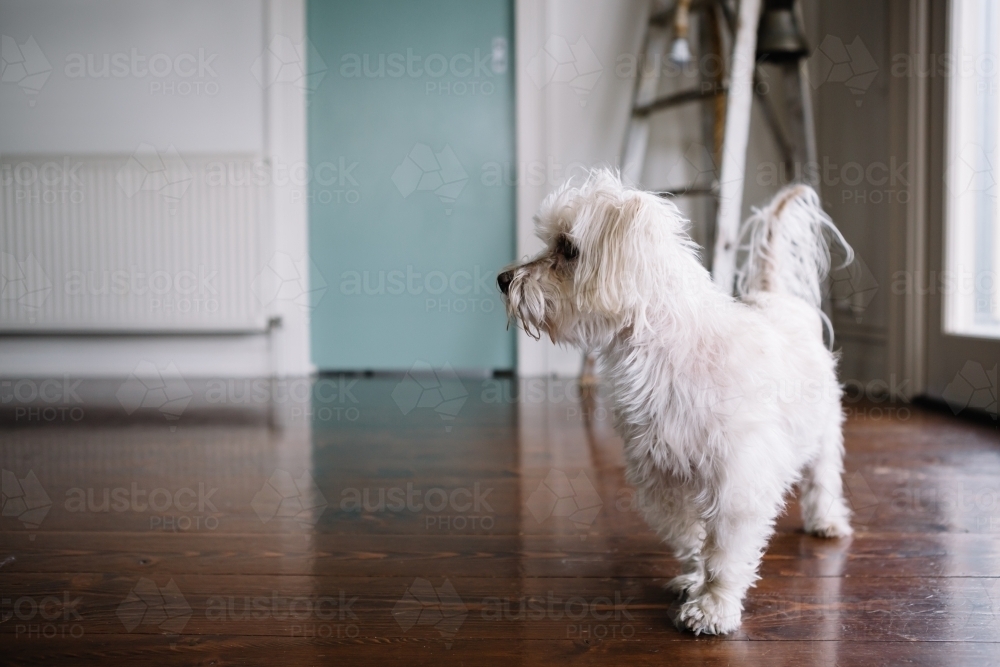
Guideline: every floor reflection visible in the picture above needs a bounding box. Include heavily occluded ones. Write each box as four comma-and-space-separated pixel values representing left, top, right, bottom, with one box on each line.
1, 376, 998, 663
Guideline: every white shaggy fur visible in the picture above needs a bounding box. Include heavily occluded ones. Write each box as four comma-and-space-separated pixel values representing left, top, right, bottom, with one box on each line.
500, 170, 853, 636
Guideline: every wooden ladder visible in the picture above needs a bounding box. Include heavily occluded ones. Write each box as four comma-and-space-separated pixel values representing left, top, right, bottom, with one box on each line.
621, 0, 818, 291
581, 0, 819, 384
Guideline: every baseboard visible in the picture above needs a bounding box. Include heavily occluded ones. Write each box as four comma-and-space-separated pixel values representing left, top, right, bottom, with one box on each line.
0, 334, 304, 378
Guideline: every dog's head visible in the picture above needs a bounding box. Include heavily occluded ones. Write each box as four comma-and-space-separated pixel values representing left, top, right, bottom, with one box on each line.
498, 169, 701, 349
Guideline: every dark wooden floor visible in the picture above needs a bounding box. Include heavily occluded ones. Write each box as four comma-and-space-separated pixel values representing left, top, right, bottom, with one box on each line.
1, 377, 998, 665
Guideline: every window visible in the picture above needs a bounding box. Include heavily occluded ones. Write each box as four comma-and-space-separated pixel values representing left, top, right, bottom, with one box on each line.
945, 0, 1000, 338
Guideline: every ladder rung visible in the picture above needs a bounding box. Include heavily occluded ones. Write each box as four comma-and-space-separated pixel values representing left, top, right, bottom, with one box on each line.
656, 184, 717, 198
649, 0, 714, 26
633, 87, 727, 117
648, 8, 672, 25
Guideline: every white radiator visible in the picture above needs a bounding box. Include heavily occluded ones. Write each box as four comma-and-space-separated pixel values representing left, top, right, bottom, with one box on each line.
0, 152, 270, 332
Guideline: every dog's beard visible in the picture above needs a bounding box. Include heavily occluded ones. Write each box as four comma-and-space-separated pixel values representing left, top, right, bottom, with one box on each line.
505, 271, 552, 341
504, 271, 616, 349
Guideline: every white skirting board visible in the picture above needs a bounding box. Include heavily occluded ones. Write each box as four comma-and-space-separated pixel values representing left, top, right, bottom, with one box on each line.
0, 334, 275, 378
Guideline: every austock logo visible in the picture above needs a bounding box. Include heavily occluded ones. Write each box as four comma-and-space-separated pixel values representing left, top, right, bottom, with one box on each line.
392, 362, 468, 432
392, 143, 468, 214
338, 481, 495, 532
943, 361, 997, 419
481, 591, 635, 639
0, 252, 53, 315
827, 252, 879, 322
810, 35, 878, 106
1, 592, 84, 639
946, 142, 997, 198
115, 143, 193, 212
393, 577, 467, 648
1, 469, 52, 530
0, 34, 52, 105
525, 469, 603, 530
251, 35, 327, 92
206, 590, 360, 638
116, 578, 192, 633
116, 361, 193, 421
251, 469, 328, 526
684, 372, 744, 418
251, 252, 328, 312
664, 142, 745, 205
842, 471, 879, 525
526, 35, 602, 105
64, 481, 220, 532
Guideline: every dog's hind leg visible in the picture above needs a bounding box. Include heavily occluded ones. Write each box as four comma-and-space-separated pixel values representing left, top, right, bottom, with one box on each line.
800, 420, 853, 538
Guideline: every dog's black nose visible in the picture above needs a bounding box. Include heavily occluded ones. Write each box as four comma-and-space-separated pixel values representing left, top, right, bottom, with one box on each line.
497, 271, 513, 295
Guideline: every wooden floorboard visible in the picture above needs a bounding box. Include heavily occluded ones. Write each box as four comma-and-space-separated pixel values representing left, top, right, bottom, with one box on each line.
3, 532, 1000, 578
6, 638, 999, 667
1, 379, 998, 664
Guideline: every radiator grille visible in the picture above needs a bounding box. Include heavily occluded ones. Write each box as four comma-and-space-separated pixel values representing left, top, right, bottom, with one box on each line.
0, 153, 270, 332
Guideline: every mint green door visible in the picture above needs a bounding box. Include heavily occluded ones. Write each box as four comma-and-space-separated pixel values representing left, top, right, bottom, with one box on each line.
308, 0, 515, 371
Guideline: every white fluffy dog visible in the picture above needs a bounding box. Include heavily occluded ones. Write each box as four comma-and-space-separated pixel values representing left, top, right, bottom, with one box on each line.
498, 170, 854, 635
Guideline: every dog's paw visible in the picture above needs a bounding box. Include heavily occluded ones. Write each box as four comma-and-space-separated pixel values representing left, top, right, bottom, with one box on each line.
806, 516, 853, 539
666, 571, 704, 600
676, 593, 741, 636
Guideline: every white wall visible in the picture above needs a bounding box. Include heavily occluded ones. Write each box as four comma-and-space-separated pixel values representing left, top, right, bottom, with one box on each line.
1, 0, 896, 380
262, 0, 312, 377
811, 0, 901, 389
515, 0, 646, 377
513, 0, 894, 381
0, 0, 311, 377
0, 0, 265, 154
514, 0, 788, 376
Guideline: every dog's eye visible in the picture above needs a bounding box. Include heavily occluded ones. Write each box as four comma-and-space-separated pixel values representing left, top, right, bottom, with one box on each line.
556, 236, 579, 260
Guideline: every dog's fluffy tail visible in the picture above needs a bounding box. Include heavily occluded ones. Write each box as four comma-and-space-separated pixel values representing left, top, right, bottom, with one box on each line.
735, 184, 853, 344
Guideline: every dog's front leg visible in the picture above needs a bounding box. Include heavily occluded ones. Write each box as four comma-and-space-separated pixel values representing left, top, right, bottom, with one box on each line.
676, 465, 786, 635
630, 470, 708, 599
659, 494, 707, 600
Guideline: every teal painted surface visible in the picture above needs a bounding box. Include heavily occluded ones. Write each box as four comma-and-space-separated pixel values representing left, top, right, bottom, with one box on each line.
308, 0, 516, 371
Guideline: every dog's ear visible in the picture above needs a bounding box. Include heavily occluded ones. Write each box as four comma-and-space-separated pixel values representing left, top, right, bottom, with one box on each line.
574, 191, 661, 327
